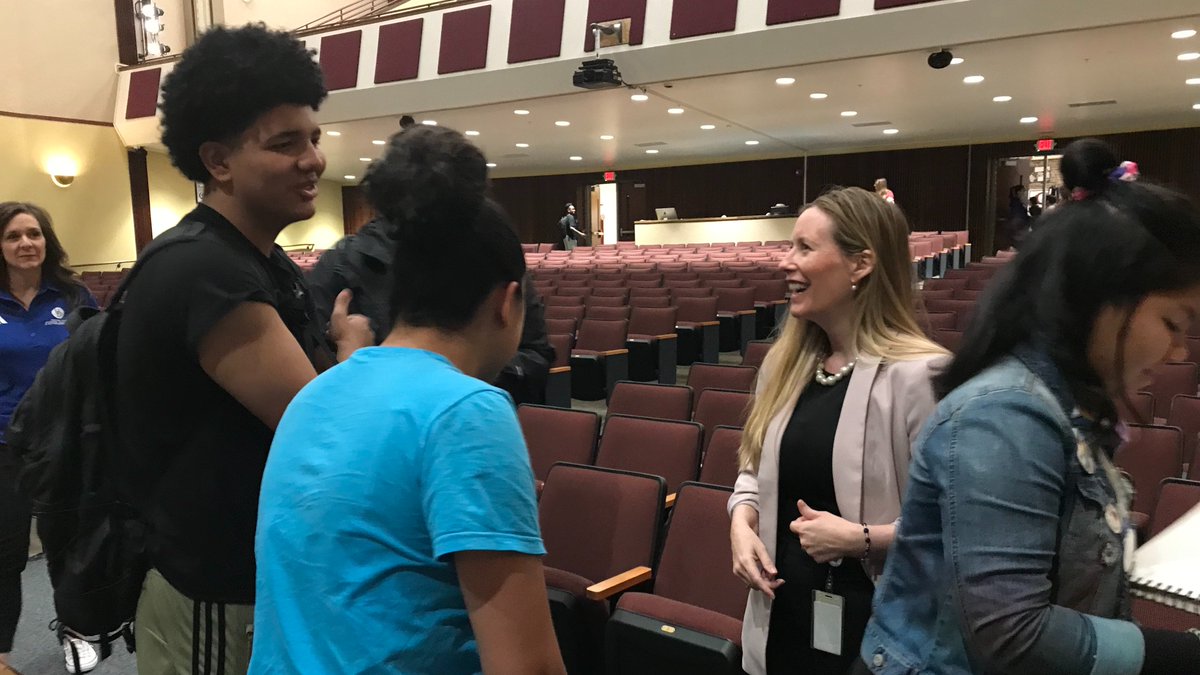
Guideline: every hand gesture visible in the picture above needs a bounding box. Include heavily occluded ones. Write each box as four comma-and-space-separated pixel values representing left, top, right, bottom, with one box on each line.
789, 500, 862, 564
730, 505, 785, 599
329, 289, 374, 361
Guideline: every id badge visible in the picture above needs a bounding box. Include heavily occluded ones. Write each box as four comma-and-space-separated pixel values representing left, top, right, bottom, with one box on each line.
811, 590, 844, 655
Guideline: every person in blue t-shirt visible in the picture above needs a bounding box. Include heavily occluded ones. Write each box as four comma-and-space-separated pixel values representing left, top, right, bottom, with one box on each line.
251, 127, 565, 675
0, 202, 99, 673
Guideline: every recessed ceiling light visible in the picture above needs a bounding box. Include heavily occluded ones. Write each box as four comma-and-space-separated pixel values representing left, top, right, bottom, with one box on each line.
569, 156, 583, 161
950, 57, 965, 65
343, 175, 356, 180
1188, 78, 1200, 85
465, 130, 480, 136
1020, 116, 1039, 124
326, 131, 341, 137
775, 77, 796, 85
631, 94, 649, 102
700, 124, 716, 130
514, 109, 530, 115
840, 111, 858, 117
555, 121, 570, 127
810, 92, 828, 100
963, 75, 985, 84
359, 157, 371, 162
372, 139, 385, 145
515, 143, 530, 148
745, 140, 760, 145
600, 134, 614, 140
421, 120, 437, 126
667, 107, 685, 114
486, 162, 497, 168
1194, 103, 1200, 110
993, 95, 1013, 102
1173, 29, 1197, 39
882, 128, 899, 135
1179, 53, 1200, 61
645, 149, 659, 154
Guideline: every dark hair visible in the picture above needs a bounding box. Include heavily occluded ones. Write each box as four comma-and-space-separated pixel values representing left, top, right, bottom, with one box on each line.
936, 138, 1200, 420
159, 24, 327, 183
362, 126, 524, 331
565, 203, 574, 211
0, 202, 87, 305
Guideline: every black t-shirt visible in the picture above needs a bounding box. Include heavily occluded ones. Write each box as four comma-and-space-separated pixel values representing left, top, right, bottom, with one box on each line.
116, 205, 325, 604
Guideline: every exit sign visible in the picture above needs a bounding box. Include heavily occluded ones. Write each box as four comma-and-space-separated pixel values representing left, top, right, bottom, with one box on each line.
603, 171, 617, 181
1036, 139, 1056, 152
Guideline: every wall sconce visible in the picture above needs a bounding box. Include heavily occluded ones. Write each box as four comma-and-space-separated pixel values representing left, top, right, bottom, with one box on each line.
46, 157, 78, 188
135, 0, 171, 59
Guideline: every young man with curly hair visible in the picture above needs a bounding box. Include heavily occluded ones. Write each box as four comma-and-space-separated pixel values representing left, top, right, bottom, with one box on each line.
115, 24, 371, 675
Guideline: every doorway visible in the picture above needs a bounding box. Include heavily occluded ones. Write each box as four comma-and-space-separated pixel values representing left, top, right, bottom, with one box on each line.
587, 183, 619, 245
990, 153, 1062, 252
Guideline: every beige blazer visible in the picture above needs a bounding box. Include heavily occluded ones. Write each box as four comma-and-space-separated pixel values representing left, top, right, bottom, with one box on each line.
727, 353, 945, 675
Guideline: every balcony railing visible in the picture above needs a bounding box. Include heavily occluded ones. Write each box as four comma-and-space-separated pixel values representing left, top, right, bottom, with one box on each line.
296, 0, 470, 32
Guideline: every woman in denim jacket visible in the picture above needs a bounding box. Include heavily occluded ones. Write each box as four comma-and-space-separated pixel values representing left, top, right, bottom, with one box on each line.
858, 139, 1200, 674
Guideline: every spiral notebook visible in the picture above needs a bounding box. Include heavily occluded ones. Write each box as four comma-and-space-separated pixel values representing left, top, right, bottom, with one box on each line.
1129, 503, 1200, 615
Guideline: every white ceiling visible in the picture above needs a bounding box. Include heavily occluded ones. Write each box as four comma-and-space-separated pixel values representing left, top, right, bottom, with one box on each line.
317, 16, 1200, 182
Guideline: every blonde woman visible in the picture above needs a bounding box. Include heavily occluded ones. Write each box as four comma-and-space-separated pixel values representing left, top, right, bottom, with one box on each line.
728, 187, 945, 675
874, 178, 895, 204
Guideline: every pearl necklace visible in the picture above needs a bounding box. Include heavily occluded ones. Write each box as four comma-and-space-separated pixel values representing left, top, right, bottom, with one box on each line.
813, 356, 856, 386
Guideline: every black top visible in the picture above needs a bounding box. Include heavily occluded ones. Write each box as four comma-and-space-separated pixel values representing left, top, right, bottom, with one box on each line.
306, 217, 556, 405
559, 214, 578, 240
116, 205, 326, 604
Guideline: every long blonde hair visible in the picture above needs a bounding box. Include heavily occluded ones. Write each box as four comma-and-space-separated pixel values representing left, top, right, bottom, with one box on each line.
738, 187, 945, 472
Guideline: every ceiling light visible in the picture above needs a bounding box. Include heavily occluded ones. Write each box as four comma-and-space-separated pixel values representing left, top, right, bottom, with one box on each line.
775, 77, 796, 85
1194, 103, 1200, 110
950, 57, 965, 65
326, 131, 341, 137
1188, 78, 1200, 85
569, 156, 583, 161
810, 92, 828, 100
963, 75, 985, 84
745, 140, 760, 145
514, 109, 530, 115
1172, 29, 1197, 39
667, 107, 685, 114
700, 124, 716, 130
993, 95, 1013, 102
515, 143, 530, 148
1179, 53, 1200, 61
1020, 116, 1039, 124
359, 157, 371, 162
372, 139, 385, 145
486, 162, 497, 168
631, 94, 649, 102
883, 128, 900, 135
600, 134, 614, 140
645, 149, 659, 154
465, 130, 480, 136
344, 175, 356, 180
555, 121, 571, 127
421, 120, 437, 126
840, 111, 858, 117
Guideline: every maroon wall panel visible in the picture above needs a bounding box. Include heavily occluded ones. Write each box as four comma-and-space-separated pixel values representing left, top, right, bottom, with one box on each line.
375, 19, 423, 83
875, 0, 939, 8
670, 0, 737, 39
439, 5, 492, 74
766, 0, 840, 25
509, 0, 566, 63
319, 31, 363, 91
125, 68, 161, 119
584, 0, 647, 51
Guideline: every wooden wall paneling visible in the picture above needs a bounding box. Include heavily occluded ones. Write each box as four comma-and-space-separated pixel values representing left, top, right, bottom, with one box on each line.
127, 149, 153, 252
114, 0, 139, 65
340, 185, 376, 235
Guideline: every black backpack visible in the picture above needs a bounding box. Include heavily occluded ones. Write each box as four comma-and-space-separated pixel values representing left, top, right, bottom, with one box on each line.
5, 240, 184, 655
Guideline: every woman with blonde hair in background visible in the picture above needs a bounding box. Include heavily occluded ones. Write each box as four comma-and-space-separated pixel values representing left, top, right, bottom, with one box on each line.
874, 178, 895, 204
728, 187, 945, 674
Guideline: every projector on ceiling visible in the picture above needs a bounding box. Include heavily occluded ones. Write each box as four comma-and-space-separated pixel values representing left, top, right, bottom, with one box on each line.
573, 58, 624, 90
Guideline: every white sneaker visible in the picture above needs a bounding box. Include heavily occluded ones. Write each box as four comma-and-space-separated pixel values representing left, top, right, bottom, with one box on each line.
62, 637, 98, 674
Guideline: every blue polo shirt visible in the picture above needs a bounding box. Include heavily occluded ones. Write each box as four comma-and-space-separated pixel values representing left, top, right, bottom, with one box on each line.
0, 283, 96, 443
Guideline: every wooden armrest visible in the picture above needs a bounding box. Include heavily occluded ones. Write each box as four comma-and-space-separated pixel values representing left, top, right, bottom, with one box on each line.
585, 565, 653, 601
598, 348, 629, 357
677, 321, 720, 328
549, 366, 571, 374
665, 492, 676, 509
737, 309, 756, 316
655, 333, 677, 340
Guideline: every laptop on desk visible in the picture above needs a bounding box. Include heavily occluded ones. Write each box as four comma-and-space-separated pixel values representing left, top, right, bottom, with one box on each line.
654, 207, 679, 220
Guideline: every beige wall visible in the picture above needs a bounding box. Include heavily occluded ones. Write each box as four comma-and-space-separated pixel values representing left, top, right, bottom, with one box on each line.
0, 115, 136, 269
634, 217, 796, 246
0, 0, 119, 122
219, 0, 443, 30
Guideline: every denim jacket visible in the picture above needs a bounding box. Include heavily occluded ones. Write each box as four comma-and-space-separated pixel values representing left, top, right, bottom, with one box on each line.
861, 347, 1145, 675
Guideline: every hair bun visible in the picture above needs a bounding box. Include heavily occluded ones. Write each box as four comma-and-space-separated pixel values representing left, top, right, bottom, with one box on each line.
361, 126, 489, 237
1061, 138, 1119, 195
